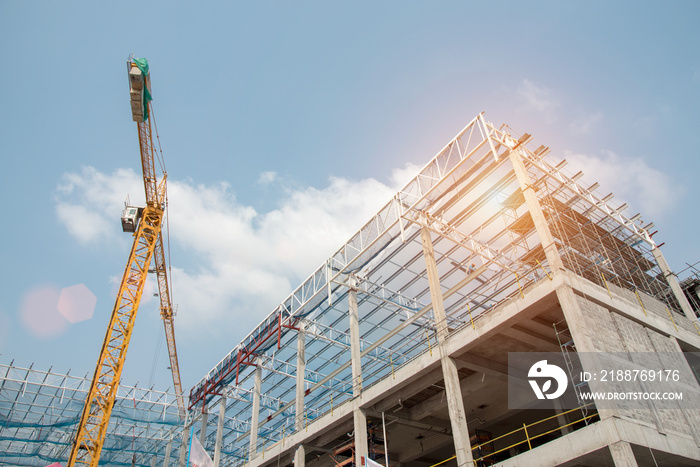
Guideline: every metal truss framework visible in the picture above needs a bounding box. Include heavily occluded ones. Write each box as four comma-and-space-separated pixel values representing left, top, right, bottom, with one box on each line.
187, 113, 685, 466
0, 361, 182, 467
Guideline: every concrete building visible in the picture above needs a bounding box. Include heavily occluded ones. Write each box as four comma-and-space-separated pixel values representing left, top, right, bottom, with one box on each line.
2, 114, 697, 466
184, 114, 700, 467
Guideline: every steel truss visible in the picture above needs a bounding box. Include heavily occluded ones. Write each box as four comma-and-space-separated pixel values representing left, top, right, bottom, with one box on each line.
0, 361, 182, 467
185, 113, 678, 465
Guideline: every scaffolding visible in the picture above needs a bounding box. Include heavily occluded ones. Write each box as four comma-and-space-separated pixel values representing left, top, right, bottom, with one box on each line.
0, 361, 182, 466
186, 113, 692, 466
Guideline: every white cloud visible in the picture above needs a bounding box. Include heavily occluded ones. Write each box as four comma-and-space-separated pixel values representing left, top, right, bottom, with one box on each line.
563, 150, 681, 219
569, 112, 603, 135
54, 164, 421, 338
54, 167, 143, 244
257, 171, 277, 185
55, 202, 113, 244
389, 162, 423, 189
518, 79, 559, 114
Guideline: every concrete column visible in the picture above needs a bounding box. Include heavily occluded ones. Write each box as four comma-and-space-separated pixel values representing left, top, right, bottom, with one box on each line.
199, 409, 209, 451
151, 456, 157, 467
178, 424, 190, 467
353, 407, 369, 466
349, 276, 362, 397
508, 147, 564, 272
652, 246, 696, 320
348, 275, 369, 464
553, 398, 572, 435
554, 285, 596, 353
296, 324, 306, 432
250, 358, 263, 459
213, 394, 226, 467
420, 227, 449, 343
163, 435, 172, 467
420, 226, 474, 466
441, 356, 473, 466
556, 285, 619, 423
294, 444, 306, 467
609, 441, 639, 467
510, 132, 620, 425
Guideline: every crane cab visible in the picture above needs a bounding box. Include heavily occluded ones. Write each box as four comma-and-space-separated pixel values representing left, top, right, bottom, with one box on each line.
121, 205, 143, 233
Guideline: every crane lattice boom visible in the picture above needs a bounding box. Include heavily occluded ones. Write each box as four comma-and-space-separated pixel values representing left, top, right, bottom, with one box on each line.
68, 57, 184, 467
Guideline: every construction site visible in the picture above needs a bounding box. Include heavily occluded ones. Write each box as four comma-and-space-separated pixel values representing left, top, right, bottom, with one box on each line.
2, 59, 700, 467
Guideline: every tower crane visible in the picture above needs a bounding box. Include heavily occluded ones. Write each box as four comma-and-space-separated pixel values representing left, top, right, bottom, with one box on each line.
68, 57, 185, 467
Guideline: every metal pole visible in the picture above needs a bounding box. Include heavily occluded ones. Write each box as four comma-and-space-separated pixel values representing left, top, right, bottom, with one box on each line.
382, 412, 389, 467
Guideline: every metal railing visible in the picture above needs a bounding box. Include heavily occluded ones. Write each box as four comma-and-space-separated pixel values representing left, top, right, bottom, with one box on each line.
429, 403, 599, 466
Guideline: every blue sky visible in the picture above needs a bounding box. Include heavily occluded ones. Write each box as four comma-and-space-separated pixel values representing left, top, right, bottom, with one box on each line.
1, 1, 699, 393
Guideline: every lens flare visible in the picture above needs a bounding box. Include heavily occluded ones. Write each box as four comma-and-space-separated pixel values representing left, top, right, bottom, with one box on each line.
19, 285, 67, 338
58, 284, 97, 324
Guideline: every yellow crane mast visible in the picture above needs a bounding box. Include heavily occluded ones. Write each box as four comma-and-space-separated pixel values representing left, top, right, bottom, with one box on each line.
68, 57, 184, 467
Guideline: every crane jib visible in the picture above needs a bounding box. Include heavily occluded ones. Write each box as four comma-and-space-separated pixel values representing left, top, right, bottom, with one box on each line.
68, 57, 185, 467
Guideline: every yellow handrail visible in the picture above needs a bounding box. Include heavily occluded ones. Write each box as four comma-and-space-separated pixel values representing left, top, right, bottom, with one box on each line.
665, 306, 678, 332
516, 272, 524, 299
428, 403, 598, 466
536, 259, 552, 280
523, 423, 531, 450
475, 412, 599, 462
634, 290, 648, 316
600, 271, 612, 298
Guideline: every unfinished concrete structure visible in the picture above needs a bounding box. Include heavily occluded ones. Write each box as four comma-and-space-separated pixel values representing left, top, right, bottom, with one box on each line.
2, 115, 699, 466
183, 114, 700, 467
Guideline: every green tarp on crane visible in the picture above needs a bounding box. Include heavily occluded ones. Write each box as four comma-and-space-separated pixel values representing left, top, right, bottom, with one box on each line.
133, 57, 152, 120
